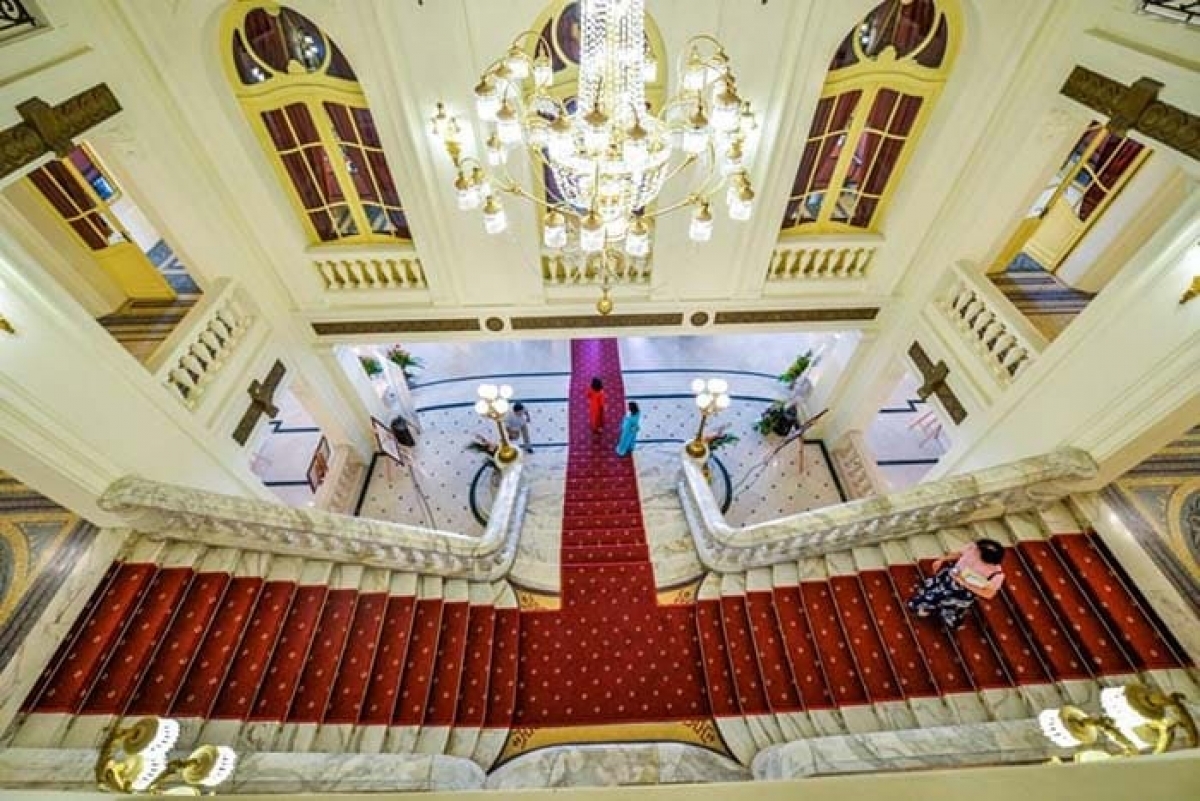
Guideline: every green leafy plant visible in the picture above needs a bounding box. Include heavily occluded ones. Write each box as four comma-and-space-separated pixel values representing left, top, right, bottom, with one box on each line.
359, 355, 383, 378
779, 350, 814, 386
465, 435, 498, 457
705, 425, 740, 452
386, 346, 424, 380
753, 401, 798, 437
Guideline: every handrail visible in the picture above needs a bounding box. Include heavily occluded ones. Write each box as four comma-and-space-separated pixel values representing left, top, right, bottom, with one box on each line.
98, 459, 528, 581
678, 446, 1097, 572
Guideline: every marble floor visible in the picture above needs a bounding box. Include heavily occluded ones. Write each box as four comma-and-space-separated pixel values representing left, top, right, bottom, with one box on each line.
355, 334, 883, 543
265, 335, 941, 524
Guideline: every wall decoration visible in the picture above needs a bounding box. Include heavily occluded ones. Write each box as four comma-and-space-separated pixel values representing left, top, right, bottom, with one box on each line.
306, 436, 331, 492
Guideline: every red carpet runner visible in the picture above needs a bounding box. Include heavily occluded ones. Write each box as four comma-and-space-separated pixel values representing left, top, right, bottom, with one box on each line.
512, 339, 710, 729
17, 337, 1194, 768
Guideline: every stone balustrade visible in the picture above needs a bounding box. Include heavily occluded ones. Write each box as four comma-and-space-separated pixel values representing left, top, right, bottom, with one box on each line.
98, 459, 529, 581
313, 248, 427, 291
541, 251, 652, 286
149, 279, 254, 408
937, 262, 1048, 384
678, 446, 1097, 572
828, 430, 888, 500
766, 236, 878, 282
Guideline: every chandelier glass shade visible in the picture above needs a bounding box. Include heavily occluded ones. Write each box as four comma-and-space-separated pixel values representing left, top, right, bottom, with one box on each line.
432, 0, 758, 313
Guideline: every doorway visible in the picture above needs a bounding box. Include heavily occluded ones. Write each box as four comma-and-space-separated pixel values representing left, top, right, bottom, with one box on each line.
11, 142, 205, 362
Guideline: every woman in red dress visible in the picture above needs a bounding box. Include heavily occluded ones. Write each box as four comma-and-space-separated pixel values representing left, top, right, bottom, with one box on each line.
587, 377, 605, 433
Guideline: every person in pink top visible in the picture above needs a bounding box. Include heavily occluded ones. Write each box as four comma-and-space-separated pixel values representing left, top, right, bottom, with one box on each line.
906, 538, 1006, 630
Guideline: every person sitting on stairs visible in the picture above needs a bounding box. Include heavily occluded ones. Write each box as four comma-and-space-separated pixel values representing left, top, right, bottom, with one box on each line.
907, 538, 1006, 631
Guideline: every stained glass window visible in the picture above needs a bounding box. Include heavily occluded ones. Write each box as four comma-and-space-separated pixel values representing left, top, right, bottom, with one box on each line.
782, 0, 955, 233
225, 4, 410, 244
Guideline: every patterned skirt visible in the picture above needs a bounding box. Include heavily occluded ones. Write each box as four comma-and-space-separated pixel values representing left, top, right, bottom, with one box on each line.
907, 566, 976, 629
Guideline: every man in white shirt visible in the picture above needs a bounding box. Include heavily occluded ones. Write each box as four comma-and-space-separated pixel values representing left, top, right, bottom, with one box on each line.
504, 402, 533, 453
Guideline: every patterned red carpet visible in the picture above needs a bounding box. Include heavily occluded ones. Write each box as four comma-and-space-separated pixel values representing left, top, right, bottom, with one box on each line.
512, 339, 710, 729
17, 338, 1194, 768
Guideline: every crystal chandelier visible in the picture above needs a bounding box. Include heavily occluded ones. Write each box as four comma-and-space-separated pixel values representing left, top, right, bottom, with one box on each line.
431, 0, 758, 314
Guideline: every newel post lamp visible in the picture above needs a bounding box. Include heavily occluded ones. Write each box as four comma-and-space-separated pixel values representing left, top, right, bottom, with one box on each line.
95, 716, 237, 794
475, 383, 520, 464
686, 377, 730, 459
1038, 681, 1197, 761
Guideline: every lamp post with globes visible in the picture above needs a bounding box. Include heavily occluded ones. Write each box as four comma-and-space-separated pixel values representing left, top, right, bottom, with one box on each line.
475, 383, 520, 464
686, 377, 731, 459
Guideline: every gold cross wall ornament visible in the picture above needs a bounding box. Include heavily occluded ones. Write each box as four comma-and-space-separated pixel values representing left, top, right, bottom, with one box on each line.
1060, 66, 1200, 161
0, 84, 122, 180
232, 360, 286, 445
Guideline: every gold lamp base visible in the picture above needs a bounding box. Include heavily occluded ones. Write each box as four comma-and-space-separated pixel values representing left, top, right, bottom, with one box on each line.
495, 442, 520, 464
685, 439, 709, 459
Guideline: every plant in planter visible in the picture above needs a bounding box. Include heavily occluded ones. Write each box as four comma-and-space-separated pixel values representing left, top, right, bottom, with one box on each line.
705, 424, 740, 453
779, 350, 814, 387
465, 434, 499, 458
753, 401, 799, 437
386, 346, 424, 382
359, 355, 383, 379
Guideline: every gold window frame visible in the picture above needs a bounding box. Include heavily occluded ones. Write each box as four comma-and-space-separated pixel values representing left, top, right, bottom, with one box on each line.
221, 2, 411, 246
782, 0, 960, 235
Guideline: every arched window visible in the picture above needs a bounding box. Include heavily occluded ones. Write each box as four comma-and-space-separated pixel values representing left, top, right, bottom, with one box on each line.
222, 2, 410, 244
781, 0, 957, 233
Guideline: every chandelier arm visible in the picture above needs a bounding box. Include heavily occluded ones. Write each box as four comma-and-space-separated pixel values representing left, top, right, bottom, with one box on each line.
685, 34, 730, 57
509, 29, 554, 56
94, 726, 133, 790
1164, 693, 1199, 749
638, 148, 722, 220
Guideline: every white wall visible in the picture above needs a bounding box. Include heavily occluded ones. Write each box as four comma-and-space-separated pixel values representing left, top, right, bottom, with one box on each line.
932, 194, 1200, 483
0, 233, 275, 523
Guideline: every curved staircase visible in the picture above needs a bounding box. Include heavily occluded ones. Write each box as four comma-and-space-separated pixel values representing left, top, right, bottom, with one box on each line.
12, 540, 521, 770
4, 337, 1196, 791
695, 499, 1196, 764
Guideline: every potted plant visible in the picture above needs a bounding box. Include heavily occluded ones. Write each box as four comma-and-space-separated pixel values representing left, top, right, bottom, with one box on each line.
753, 401, 799, 437
705, 425, 740, 453
779, 350, 814, 387
359, 355, 383, 379
465, 434, 499, 459
386, 346, 424, 382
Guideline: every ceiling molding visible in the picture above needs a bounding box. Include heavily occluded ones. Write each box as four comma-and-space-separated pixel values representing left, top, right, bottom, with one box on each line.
713, 307, 879, 325
312, 318, 482, 336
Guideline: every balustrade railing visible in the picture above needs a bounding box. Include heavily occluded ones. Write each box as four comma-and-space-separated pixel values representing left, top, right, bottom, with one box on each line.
766, 236, 878, 282
937, 262, 1048, 385
99, 459, 529, 581
678, 446, 1096, 572
148, 279, 255, 408
313, 248, 427, 291
541, 251, 652, 286
828, 430, 888, 500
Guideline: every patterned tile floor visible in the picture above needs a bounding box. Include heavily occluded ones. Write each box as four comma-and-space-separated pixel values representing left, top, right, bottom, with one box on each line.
356, 334, 929, 536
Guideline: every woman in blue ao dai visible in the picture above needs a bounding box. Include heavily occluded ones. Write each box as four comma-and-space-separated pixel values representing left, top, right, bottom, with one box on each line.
615, 401, 641, 457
